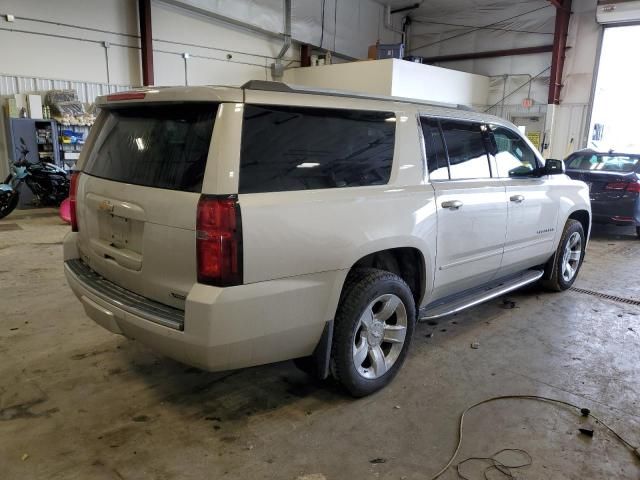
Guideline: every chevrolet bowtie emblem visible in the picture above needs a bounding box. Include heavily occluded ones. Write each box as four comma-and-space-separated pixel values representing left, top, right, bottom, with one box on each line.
98, 200, 114, 213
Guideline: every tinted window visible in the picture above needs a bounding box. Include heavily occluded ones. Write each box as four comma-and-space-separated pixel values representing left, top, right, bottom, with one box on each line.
566, 154, 640, 173
491, 127, 539, 177
421, 118, 449, 180
84, 103, 217, 192
239, 105, 395, 193
440, 121, 491, 179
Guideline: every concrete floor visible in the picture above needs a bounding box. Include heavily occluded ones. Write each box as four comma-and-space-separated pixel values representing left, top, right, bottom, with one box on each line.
1, 209, 639, 480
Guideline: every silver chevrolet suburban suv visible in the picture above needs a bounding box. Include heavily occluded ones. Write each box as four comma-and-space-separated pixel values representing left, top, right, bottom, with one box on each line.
64, 81, 591, 396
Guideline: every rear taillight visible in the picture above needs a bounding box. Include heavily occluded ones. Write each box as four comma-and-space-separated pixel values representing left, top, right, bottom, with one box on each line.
69, 172, 80, 232
626, 181, 640, 193
605, 181, 640, 193
605, 182, 628, 190
196, 195, 242, 287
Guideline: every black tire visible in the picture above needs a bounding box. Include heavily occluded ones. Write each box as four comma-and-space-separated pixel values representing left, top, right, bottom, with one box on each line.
0, 191, 19, 220
331, 268, 416, 397
636, 226, 640, 239
541, 219, 585, 291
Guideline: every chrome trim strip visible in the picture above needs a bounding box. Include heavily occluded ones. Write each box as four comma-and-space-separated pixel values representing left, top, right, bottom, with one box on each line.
420, 270, 544, 320
65, 259, 185, 331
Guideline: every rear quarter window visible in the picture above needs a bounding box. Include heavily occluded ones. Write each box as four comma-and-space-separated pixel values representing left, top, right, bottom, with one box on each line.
239, 105, 396, 193
567, 154, 640, 172
83, 103, 218, 192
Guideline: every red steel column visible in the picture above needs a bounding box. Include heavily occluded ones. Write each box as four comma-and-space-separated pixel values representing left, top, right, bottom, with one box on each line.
548, 0, 572, 104
138, 0, 154, 86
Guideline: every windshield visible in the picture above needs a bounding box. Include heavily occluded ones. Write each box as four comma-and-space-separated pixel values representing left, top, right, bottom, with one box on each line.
566, 153, 640, 173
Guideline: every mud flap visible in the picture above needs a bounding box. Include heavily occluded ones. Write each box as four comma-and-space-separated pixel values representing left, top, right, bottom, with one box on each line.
293, 320, 334, 380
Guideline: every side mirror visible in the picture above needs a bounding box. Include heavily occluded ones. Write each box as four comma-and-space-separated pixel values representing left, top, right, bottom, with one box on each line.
542, 158, 565, 176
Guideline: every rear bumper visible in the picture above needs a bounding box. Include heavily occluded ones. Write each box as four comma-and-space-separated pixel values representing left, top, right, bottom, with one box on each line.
591, 198, 640, 226
64, 233, 343, 371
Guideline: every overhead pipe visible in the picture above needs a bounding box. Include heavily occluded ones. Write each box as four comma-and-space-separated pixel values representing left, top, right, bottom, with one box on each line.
384, 5, 406, 44
391, 3, 420, 15
272, 0, 291, 79
422, 45, 555, 63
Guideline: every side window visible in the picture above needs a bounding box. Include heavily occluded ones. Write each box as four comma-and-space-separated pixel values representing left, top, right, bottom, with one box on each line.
491, 127, 539, 177
239, 105, 396, 193
440, 121, 491, 179
420, 118, 449, 180
566, 154, 597, 171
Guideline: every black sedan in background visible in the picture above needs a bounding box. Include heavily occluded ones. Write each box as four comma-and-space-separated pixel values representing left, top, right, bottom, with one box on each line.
564, 150, 640, 238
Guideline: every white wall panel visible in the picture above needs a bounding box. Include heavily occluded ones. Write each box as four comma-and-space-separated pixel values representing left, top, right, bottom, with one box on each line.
163, 0, 400, 59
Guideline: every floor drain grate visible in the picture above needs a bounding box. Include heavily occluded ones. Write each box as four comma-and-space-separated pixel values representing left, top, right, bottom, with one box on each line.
570, 287, 640, 306
0, 223, 22, 232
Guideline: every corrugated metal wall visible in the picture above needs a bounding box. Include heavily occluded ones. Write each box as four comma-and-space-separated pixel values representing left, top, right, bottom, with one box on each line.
0, 74, 133, 179
0, 74, 132, 103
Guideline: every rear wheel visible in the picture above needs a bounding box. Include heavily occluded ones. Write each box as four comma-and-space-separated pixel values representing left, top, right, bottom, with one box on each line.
0, 191, 19, 219
331, 269, 415, 397
541, 219, 585, 291
636, 226, 640, 239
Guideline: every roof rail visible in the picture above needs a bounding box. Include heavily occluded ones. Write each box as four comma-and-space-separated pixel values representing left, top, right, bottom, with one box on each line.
240, 80, 474, 112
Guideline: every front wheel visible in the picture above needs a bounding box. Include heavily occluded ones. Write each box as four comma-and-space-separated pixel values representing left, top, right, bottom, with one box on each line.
0, 190, 19, 219
541, 219, 585, 291
331, 269, 416, 397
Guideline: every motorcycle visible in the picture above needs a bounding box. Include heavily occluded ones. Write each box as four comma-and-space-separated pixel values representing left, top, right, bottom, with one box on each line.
0, 138, 70, 219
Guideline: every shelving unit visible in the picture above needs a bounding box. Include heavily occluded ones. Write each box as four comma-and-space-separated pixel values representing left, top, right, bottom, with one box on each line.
35, 121, 58, 164
57, 123, 90, 171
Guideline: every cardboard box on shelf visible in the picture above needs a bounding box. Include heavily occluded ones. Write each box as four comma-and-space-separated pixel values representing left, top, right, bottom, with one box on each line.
27, 94, 43, 119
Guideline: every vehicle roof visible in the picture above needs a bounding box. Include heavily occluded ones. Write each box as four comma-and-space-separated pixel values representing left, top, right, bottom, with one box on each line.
567, 149, 640, 158
95, 80, 508, 128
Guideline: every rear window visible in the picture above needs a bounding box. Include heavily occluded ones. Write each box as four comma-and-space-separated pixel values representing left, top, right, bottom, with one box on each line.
83, 103, 218, 192
566, 154, 640, 173
239, 105, 396, 193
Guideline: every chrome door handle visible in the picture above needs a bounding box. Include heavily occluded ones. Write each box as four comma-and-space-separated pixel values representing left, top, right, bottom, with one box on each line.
510, 195, 525, 203
442, 200, 463, 210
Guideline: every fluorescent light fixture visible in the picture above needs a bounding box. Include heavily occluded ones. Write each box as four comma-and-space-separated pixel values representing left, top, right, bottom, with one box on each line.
135, 137, 145, 151
385, 117, 397, 122
297, 162, 321, 168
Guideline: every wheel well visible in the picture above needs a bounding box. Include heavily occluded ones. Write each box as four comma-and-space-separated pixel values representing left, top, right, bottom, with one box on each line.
568, 210, 590, 238
350, 248, 426, 306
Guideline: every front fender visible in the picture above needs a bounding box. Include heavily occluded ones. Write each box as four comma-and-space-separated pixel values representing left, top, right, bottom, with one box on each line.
552, 180, 591, 250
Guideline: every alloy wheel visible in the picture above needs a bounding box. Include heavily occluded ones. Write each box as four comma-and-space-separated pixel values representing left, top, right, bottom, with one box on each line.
561, 231, 582, 282
352, 293, 408, 380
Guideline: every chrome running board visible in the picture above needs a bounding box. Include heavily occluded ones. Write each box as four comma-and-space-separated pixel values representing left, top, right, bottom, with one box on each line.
420, 270, 544, 321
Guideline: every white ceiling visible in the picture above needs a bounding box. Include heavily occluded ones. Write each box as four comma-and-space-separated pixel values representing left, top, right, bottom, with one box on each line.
381, 0, 557, 56
384, 0, 554, 26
